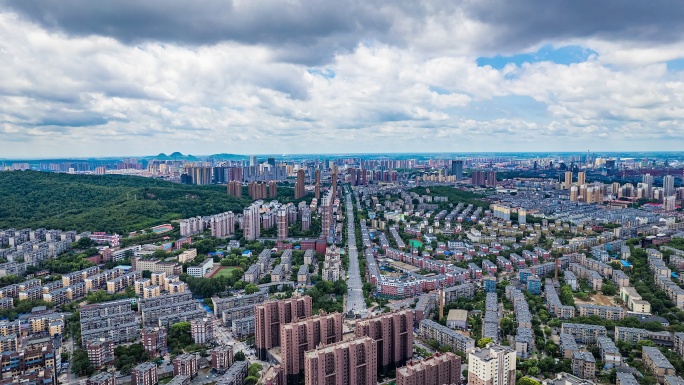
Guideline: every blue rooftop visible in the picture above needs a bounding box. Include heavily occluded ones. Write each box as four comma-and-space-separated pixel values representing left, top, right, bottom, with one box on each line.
619, 260, 632, 268
673, 272, 679, 279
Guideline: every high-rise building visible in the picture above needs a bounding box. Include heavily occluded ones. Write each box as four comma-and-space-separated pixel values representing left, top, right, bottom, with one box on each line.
268, 181, 278, 198
255, 296, 313, 360
314, 170, 321, 200
277, 209, 288, 240
227, 181, 243, 198
518, 208, 527, 225
564, 171, 573, 189
471, 171, 486, 186
281, 313, 344, 380
643, 174, 654, 199
468, 345, 517, 385
295, 169, 306, 199
190, 318, 214, 344
355, 309, 414, 373
250, 156, 258, 166
184, 166, 212, 185
304, 336, 377, 385
243, 204, 261, 241
210, 212, 235, 238
396, 352, 462, 385
486, 170, 497, 187
321, 190, 334, 239
577, 171, 586, 187
664, 175, 676, 197
451, 160, 463, 180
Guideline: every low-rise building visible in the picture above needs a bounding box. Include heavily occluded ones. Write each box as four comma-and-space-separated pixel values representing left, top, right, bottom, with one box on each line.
418, 319, 475, 354
396, 352, 461, 385
571, 351, 596, 379
131, 362, 158, 385
643, 346, 675, 383
446, 309, 468, 330
561, 323, 607, 345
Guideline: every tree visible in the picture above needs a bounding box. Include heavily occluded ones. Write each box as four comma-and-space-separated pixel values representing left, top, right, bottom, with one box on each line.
71, 349, 95, 376
74, 237, 96, 249
517, 377, 541, 385
244, 284, 260, 295
477, 337, 493, 348
235, 351, 246, 361
602, 281, 617, 296
245, 376, 259, 385
248, 363, 263, 377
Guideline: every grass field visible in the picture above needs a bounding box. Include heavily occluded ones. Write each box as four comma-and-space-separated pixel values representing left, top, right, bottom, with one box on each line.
211, 266, 238, 278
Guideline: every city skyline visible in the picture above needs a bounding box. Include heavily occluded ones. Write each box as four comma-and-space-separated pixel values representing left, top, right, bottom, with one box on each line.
1, 1, 684, 157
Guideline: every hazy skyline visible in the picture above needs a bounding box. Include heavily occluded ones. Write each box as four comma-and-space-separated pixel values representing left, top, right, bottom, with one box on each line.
2, 1, 684, 157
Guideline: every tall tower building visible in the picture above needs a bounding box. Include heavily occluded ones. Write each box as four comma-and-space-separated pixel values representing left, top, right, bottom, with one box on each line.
577, 171, 586, 187
268, 181, 278, 198
355, 309, 414, 373
277, 209, 288, 241
250, 156, 258, 166
664, 175, 676, 197
643, 174, 654, 199
255, 296, 313, 360
281, 313, 344, 381
321, 190, 334, 239
518, 208, 527, 225
486, 170, 497, 187
468, 345, 517, 385
314, 170, 321, 200
564, 171, 573, 189
243, 204, 261, 241
304, 336, 377, 385
471, 171, 486, 186
295, 169, 306, 199
451, 160, 463, 180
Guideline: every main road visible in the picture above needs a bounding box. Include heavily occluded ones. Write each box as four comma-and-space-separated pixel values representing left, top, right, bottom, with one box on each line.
345, 189, 366, 315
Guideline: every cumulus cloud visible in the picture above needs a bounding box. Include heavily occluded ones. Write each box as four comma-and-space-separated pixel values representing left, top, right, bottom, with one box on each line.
1, 2, 684, 157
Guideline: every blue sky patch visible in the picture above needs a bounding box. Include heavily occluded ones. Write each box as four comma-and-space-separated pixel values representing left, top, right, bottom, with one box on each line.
307, 68, 336, 78
477, 45, 598, 69
666, 58, 684, 71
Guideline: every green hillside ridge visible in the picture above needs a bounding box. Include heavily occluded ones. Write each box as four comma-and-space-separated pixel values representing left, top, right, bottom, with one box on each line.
0, 171, 250, 233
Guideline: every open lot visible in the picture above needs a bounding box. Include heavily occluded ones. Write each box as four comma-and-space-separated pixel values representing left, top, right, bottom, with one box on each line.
210, 266, 238, 278
574, 292, 617, 307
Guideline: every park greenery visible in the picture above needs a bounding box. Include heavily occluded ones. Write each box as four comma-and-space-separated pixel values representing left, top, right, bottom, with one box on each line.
114, 343, 150, 375
0, 170, 249, 233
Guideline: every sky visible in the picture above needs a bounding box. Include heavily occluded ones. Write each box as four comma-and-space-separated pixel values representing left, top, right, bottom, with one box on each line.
1, 1, 684, 158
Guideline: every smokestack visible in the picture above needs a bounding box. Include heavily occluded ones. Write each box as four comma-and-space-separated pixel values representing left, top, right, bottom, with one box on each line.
555, 258, 561, 281
439, 288, 444, 321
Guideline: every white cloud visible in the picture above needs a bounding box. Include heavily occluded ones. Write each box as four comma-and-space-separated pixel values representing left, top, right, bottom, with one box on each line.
0, 10, 684, 157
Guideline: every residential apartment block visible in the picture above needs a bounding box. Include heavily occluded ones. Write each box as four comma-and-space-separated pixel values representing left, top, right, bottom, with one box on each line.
561, 323, 607, 345
396, 352, 461, 385
355, 309, 414, 373
80, 299, 139, 347
643, 346, 676, 383
255, 296, 313, 360
468, 345, 517, 385
281, 313, 344, 379
304, 336, 377, 385
418, 319, 475, 354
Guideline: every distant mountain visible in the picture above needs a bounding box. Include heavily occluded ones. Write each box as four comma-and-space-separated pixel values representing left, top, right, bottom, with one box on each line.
151, 152, 198, 161
209, 153, 249, 160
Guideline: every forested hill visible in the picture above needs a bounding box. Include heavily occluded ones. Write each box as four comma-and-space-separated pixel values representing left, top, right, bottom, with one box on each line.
0, 171, 250, 233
